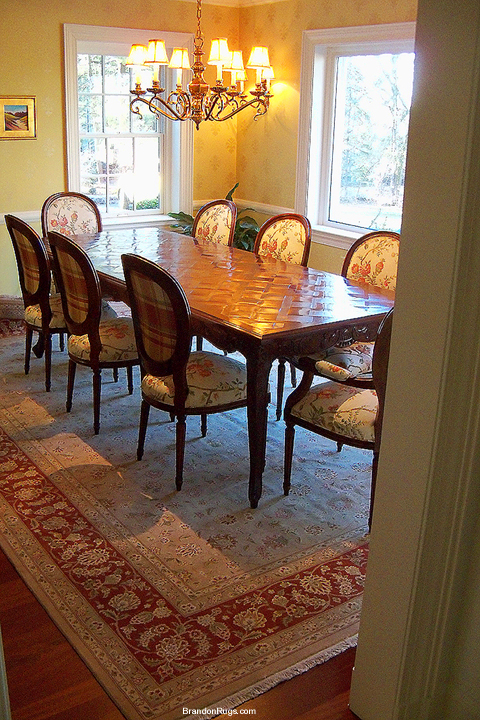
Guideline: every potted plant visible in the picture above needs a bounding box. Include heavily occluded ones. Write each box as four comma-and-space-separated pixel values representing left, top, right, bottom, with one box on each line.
167, 183, 259, 252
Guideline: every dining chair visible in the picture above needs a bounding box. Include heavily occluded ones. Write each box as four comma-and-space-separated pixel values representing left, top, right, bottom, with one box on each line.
192, 199, 237, 246
121, 252, 249, 491
48, 232, 139, 434
254, 213, 312, 419
193, 199, 237, 351
283, 308, 393, 530
277, 230, 399, 417
5, 214, 67, 392
41, 192, 103, 238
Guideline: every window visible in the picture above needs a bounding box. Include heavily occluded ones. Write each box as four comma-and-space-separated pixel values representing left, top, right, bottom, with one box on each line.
295, 23, 416, 247
64, 24, 194, 225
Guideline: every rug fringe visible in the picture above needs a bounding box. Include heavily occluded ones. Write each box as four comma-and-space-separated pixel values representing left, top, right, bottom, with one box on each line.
197, 635, 358, 719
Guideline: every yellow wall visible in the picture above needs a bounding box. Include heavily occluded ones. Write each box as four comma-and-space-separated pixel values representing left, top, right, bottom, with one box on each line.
0, 0, 416, 295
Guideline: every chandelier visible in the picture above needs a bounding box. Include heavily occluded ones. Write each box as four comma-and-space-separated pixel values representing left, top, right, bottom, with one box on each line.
126, 0, 273, 130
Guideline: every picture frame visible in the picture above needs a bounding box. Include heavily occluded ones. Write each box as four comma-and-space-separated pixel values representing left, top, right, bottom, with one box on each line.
0, 96, 37, 140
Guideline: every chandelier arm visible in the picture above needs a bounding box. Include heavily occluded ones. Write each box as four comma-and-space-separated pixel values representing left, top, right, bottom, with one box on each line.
131, 95, 188, 122
208, 95, 270, 122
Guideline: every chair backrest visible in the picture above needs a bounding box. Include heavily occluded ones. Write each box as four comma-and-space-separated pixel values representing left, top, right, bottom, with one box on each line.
5, 214, 52, 320
192, 200, 237, 246
343, 231, 400, 291
48, 231, 103, 355
121, 253, 192, 406
372, 308, 394, 449
254, 213, 312, 266
41, 192, 103, 238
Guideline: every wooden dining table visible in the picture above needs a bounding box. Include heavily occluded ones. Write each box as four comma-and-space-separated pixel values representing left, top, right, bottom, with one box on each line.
66, 225, 395, 508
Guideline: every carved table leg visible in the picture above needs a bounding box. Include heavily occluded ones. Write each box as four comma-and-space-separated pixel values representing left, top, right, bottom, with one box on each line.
246, 347, 273, 509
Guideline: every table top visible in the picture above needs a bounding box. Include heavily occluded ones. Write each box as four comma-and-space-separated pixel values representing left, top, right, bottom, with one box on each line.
71, 225, 394, 342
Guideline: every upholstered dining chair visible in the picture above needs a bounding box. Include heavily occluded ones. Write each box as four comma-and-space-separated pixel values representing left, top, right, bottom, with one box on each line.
121, 252, 249, 492
283, 308, 394, 530
5, 215, 68, 392
276, 230, 399, 417
48, 232, 139, 434
41, 192, 103, 238
254, 213, 312, 419
192, 199, 237, 246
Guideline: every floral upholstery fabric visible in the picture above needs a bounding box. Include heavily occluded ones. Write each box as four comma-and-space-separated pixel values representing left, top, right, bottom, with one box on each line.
257, 218, 308, 264
141, 351, 247, 409
291, 381, 378, 443
24, 294, 66, 330
314, 342, 374, 381
194, 205, 234, 245
68, 318, 137, 363
45, 196, 100, 236
345, 234, 399, 291
24, 296, 115, 331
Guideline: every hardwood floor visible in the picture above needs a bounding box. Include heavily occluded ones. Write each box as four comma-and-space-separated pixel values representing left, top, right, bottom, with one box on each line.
0, 548, 359, 720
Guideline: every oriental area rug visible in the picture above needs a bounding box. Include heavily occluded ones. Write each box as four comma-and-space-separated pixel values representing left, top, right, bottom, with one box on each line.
0, 321, 371, 720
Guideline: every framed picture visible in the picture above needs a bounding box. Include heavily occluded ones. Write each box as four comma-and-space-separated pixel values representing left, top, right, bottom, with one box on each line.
0, 96, 37, 140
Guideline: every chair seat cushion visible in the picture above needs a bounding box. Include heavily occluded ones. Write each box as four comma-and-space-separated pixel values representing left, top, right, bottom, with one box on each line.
290, 381, 378, 443
25, 296, 117, 332
68, 317, 137, 363
141, 351, 247, 409
304, 341, 374, 381
24, 294, 66, 330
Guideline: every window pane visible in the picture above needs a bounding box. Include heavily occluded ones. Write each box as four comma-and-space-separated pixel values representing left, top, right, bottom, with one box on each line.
77, 54, 103, 93
104, 95, 131, 133
79, 94, 102, 133
104, 55, 130, 94
329, 52, 414, 232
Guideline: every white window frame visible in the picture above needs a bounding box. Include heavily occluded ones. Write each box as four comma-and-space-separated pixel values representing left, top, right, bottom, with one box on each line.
295, 22, 416, 249
64, 23, 194, 228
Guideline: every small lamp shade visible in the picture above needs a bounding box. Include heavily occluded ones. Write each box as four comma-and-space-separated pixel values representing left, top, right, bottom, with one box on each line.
169, 48, 191, 69
208, 38, 230, 64
126, 44, 148, 66
145, 40, 169, 65
247, 46, 270, 69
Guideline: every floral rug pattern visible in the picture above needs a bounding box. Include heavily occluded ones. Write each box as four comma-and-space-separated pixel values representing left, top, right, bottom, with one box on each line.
0, 330, 372, 720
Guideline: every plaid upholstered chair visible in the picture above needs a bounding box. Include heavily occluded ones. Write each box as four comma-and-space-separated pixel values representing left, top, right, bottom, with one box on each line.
48, 232, 139, 434
41, 192, 102, 238
5, 214, 67, 392
277, 230, 399, 417
283, 308, 394, 530
192, 199, 237, 246
253, 213, 312, 419
121, 253, 249, 491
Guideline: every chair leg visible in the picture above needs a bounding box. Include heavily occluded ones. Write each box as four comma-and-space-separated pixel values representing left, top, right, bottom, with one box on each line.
59, 332, 65, 352
283, 421, 295, 495
175, 415, 187, 490
24, 328, 33, 375
66, 360, 76, 412
369, 450, 379, 531
92, 368, 102, 435
276, 358, 287, 421
137, 400, 150, 460
44, 333, 52, 392
290, 362, 297, 388
196, 335, 203, 351
201, 413, 207, 437
127, 365, 134, 394
112, 367, 119, 383
336, 441, 343, 452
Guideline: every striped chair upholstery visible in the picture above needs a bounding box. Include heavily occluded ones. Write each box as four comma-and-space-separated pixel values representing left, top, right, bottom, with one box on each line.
5, 214, 68, 392
49, 232, 139, 435
122, 253, 250, 492
41, 192, 102, 238
192, 199, 237, 246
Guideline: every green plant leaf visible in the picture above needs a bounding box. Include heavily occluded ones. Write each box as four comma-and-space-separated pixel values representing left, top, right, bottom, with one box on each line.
225, 182, 239, 201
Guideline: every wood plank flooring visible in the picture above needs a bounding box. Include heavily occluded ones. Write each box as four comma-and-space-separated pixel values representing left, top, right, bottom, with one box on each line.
0, 548, 359, 720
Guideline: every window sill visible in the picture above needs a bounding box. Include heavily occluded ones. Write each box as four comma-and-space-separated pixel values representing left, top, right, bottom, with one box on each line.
311, 225, 362, 250
102, 213, 173, 230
